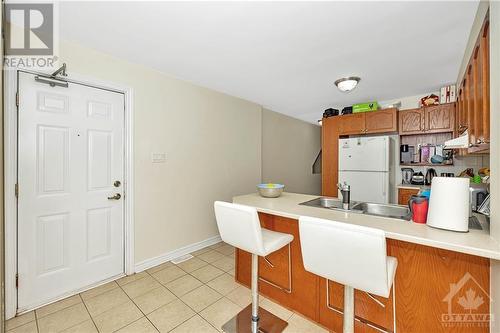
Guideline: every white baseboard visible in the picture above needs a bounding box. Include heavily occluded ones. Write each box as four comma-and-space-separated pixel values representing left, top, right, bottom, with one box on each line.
135, 235, 222, 273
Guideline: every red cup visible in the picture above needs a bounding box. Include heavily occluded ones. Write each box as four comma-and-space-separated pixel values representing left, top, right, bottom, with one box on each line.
408, 195, 429, 224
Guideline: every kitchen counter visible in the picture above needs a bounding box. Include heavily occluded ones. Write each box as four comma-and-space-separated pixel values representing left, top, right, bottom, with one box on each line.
397, 183, 426, 190
233, 192, 500, 260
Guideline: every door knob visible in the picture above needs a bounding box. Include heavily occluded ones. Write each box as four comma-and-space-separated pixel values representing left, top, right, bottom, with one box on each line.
114, 180, 121, 187
107, 193, 121, 200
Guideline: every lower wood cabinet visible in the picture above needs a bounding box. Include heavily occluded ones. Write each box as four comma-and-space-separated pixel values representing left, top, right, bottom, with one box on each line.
235, 213, 318, 320
319, 279, 394, 332
235, 213, 490, 333
397, 188, 419, 205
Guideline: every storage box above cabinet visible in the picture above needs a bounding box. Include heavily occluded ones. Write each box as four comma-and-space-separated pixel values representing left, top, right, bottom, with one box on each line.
398, 103, 455, 136
338, 108, 398, 136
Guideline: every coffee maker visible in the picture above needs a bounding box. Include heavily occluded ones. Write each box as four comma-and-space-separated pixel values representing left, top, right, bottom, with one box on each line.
401, 168, 414, 185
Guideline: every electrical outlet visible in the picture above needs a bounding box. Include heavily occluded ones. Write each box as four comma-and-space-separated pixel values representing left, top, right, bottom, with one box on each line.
151, 152, 166, 163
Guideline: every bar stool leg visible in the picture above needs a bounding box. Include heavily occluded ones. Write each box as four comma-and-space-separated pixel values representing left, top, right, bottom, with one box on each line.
343, 286, 354, 333
221, 252, 289, 333
251, 254, 259, 332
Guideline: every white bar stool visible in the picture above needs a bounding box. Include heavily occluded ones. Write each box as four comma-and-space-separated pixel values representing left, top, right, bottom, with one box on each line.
298, 216, 397, 333
214, 201, 294, 333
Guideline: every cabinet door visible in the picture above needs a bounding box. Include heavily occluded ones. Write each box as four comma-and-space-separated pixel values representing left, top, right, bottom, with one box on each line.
319, 279, 394, 332
466, 66, 475, 144
481, 21, 489, 143
388, 240, 489, 333
398, 109, 425, 135
425, 104, 455, 134
258, 215, 291, 291
339, 113, 366, 135
365, 108, 398, 134
236, 213, 319, 321
398, 188, 419, 205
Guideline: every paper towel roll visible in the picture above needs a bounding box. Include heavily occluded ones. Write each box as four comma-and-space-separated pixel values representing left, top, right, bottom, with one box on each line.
427, 177, 469, 232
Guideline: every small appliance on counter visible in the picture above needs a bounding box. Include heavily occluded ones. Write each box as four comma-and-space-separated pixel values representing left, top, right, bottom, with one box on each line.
401, 168, 414, 185
411, 172, 425, 185
425, 168, 437, 185
477, 194, 490, 216
408, 195, 429, 224
469, 183, 489, 216
427, 177, 469, 232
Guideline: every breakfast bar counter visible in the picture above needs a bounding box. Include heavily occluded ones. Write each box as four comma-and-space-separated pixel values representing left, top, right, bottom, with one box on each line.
233, 192, 500, 260
232, 192, 494, 333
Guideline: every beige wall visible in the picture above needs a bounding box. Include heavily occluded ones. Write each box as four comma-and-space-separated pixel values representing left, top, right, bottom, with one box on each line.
488, 2, 500, 332
60, 41, 262, 263
261, 109, 321, 195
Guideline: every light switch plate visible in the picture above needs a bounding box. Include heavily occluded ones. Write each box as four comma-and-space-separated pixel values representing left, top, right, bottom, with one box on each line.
151, 152, 166, 163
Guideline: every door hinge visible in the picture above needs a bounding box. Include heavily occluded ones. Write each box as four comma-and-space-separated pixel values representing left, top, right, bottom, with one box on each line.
15, 92, 19, 107
15, 183, 18, 198
15, 273, 19, 288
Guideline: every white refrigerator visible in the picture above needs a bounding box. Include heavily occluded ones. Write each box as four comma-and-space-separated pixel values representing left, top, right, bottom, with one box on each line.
338, 136, 395, 204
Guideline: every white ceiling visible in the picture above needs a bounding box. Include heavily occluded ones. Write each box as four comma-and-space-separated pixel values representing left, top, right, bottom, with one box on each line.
60, 1, 478, 123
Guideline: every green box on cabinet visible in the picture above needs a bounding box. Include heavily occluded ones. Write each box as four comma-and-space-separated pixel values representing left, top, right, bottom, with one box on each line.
353, 102, 378, 113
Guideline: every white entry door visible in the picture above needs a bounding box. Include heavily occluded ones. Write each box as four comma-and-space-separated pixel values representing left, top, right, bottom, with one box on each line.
17, 72, 125, 310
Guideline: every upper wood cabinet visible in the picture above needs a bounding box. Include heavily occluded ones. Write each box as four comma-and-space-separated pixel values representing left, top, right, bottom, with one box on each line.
399, 108, 425, 135
339, 113, 366, 135
399, 103, 455, 135
338, 108, 398, 135
365, 108, 398, 134
456, 13, 489, 153
425, 104, 456, 133
322, 108, 397, 197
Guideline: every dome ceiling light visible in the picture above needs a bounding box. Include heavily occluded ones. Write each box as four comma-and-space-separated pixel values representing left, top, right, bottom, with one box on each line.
334, 76, 361, 92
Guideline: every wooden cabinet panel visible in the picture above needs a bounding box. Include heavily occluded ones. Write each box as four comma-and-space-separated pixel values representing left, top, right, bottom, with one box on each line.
321, 116, 340, 197
365, 108, 397, 134
398, 188, 419, 205
258, 214, 290, 290
455, 15, 489, 154
388, 240, 489, 333
235, 213, 319, 321
319, 279, 394, 331
236, 216, 490, 333
425, 104, 455, 134
399, 109, 425, 135
339, 113, 366, 135
481, 21, 490, 143
473, 45, 484, 144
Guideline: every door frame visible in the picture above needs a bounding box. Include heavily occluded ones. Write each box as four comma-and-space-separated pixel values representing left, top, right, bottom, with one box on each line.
4, 69, 135, 318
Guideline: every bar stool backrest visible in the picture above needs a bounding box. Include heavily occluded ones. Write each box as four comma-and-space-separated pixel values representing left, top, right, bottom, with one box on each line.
299, 216, 390, 297
214, 201, 266, 256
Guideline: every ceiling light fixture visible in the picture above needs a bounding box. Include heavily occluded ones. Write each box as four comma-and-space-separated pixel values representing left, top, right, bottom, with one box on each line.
334, 76, 361, 92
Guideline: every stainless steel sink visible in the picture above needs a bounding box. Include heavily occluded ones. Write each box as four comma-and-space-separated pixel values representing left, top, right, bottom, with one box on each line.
300, 197, 411, 220
300, 197, 362, 213
351, 202, 411, 220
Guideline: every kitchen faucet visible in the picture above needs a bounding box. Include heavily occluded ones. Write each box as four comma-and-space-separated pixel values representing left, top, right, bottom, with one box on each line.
338, 182, 351, 210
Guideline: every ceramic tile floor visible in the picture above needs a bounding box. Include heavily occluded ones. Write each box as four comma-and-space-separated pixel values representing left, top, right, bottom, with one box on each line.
7, 242, 327, 333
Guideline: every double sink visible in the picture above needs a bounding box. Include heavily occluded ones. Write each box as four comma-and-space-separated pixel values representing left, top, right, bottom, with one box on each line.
300, 197, 412, 221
